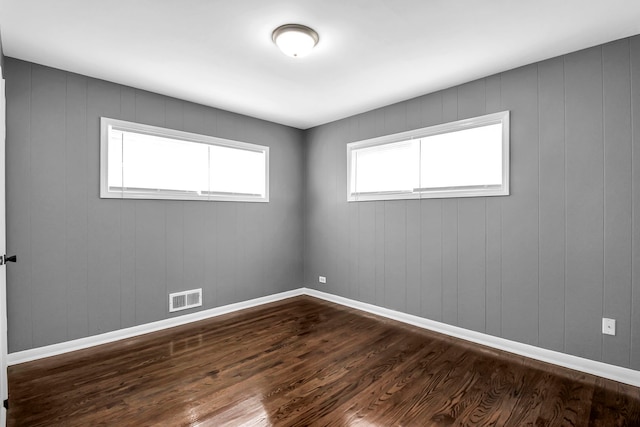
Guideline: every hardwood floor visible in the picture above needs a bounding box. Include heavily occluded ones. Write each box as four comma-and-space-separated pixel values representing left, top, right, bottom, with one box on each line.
8, 296, 640, 426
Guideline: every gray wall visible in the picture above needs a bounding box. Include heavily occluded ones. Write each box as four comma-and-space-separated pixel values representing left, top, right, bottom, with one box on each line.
5, 58, 305, 353
0, 29, 4, 75
304, 36, 640, 370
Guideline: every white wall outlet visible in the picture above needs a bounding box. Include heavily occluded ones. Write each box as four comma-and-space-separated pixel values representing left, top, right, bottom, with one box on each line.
602, 318, 616, 336
319, 276, 327, 284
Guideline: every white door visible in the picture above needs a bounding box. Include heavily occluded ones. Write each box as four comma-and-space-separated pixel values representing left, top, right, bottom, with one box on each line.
0, 67, 8, 425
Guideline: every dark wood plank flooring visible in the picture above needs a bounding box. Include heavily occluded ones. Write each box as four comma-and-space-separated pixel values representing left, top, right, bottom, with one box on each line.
8, 296, 640, 426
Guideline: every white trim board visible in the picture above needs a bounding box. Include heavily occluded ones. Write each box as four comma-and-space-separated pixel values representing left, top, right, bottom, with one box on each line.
7, 288, 305, 366
7, 287, 640, 388
304, 288, 640, 388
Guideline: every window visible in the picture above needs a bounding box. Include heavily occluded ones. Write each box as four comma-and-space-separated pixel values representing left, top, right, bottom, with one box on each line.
100, 118, 269, 202
347, 111, 509, 201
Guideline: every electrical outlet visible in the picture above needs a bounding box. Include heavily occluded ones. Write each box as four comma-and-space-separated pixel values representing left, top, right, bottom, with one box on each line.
602, 318, 616, 336
319, 276, 327, 284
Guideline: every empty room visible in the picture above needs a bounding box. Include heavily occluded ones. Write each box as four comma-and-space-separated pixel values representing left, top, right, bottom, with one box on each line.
0, 0, 640, 425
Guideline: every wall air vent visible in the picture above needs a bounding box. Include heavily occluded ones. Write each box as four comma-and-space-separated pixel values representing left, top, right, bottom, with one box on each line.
169, 288, 202, 312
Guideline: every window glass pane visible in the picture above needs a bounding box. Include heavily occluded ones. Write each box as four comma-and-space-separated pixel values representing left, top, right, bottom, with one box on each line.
352, 140, 419, 194
346, 111, 509, 201
209, 145, 266, 196
120, 130, 209, 195
419, 123, 503, 189
101, 118, 269, 202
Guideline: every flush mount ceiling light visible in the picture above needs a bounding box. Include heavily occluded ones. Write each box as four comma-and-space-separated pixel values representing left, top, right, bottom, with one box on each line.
272, 24, 319, 58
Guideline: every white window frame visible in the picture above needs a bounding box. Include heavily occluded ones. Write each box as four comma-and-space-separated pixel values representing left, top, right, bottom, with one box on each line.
347, 111, 509, 202
100, 117, 269, 202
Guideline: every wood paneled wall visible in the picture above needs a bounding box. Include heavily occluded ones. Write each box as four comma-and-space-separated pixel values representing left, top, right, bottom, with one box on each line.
304, 37, 640, 370
5, 58, 305, 353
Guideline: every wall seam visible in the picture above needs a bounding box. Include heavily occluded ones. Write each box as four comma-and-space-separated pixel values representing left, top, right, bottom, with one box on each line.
64, 73, 69, 342
601, 46, 606, 362
499, 72, 503, 338
84, 76, 89, 338
630, 37, 636, 368
28, 63, 34, 349
563, 55, 568, 353
537, 63, 541, 347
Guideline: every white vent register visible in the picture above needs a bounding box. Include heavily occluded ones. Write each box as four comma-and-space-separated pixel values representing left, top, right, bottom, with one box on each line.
169, 289, 202, 312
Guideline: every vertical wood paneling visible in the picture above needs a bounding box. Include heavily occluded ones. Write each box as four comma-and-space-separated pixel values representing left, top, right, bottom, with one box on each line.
236, 203, 263, 302
318, 124, 335, 294
441, 200, 458, 325
165, 202, 184, 294
630, 36, 640, 370
485, 74, 502, 337
119, 200, 136, 329
248, 203, 266, 300
215, 203, 237, 305
443, 88, 458, 121
302, 39, 639, 370
373, 107, 388, 304
457, 199, 486, 332
202, 201, 218, 307
304, 128, 322, 288
215, 111, 240, 304
267, 125, 304, 294
235, 203, 251, 301
374, 201, 385, 307
5, 59, 304, 353
30, 66, 68, 346
564, 47, 604, 361
183, 203, 206, 298
458, 79, 485, 119
405, 100, 422, 316
382, 102, 407, 310
65, 73, 89, 340
5, 60, 33, 352
441, 88, 458, 325
485, 197, 502, 336
86, 79, 121, 335
135, 91, 165, 127
420, 201, 442, 321
421, 92, 443, 127
384, 102, 406, 134
357, 108, 377, 141
310, 122, 329, 292
165, 98, 184, 130
133, 91, 167, 325
602, 39, 632, 367
457, 79, 487, 333
348, 201, 359, 298
406, 200, 421, 316
500, 65, 540, 346
420, 93, 444, 322
332, 122, 349, 298
357, 202, 376, 304
538, 57, 566, 352
163, 101, 185, 307
406, 97, 422, 129
347, 118, 360, 299
119, 87, 136, 329
485, 74, 504, 336
134, 201, 166, 324
384, 201, 406, 311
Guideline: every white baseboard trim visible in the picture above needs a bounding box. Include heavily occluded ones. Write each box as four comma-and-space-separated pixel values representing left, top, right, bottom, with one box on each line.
7, 288, 305, 366
303, 288, 640, 388
8, 286, 640, 388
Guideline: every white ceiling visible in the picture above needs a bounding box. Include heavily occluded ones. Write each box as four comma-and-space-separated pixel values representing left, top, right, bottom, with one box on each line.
1, 1, 640, 130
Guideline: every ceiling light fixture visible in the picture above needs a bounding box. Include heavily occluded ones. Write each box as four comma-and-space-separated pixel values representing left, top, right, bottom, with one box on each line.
272, 24, 319, 58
